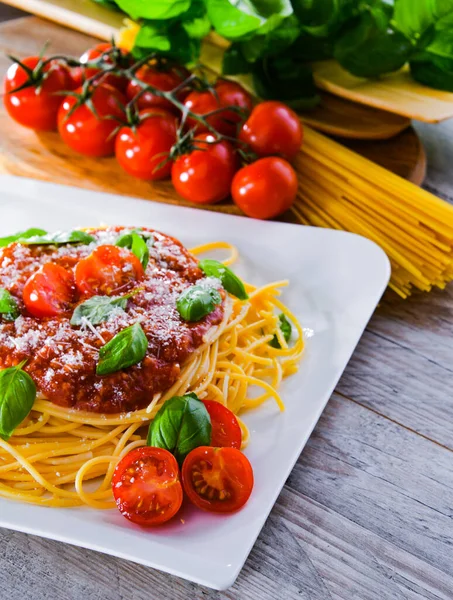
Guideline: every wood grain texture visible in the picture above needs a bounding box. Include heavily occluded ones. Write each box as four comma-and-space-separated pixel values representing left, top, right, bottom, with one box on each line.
1, 14, 453, 600
312, 60, 453, 123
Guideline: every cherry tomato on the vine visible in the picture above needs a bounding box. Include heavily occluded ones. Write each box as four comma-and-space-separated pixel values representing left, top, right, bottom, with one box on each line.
203, 400, 242, 449
58, 83, 126, 157
79, 43, 131, 91
239, 101, 303, 162
126, 63, 190, 114
75, 244, 144, 296
214, 79, 253, 135
172, 134, 239, 204
23, 262, 75, 318
231, 157, 298, 220
112, 447, 183, 526
115, 109, 178, 180
182, 446, 254, 513
4, 57, 73, 131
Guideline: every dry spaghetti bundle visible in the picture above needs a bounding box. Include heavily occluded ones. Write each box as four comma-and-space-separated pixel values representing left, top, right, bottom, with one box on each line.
0, 243, 303, 508
292, 128, 453, 298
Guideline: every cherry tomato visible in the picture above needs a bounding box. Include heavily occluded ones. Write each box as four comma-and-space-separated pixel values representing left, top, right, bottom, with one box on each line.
4, 57, 73, 131
115, 109, 177, 180
172, 134, 238, 204
182, 90, 226, 135
79, 43, 131, 91
75, 245, 144, 296
126, 63, 190, 113
23, 262, 75, 318
231, 157, 298, 219
182, 446, 253, 513
203, 400, 242, 449
214, 79, 253, 136
239, 101, 303, 162
58, 84, 126, 157
112, 447, 183, 526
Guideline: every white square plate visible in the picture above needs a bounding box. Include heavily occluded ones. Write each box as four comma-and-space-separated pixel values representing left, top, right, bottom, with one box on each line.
0, 176, 390, 590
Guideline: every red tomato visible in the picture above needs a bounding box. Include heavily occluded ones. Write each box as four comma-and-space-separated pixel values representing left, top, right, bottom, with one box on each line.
231, 157, 298, 219
214, 79, 253, 136
23, 262, 75, 318
58, 84, 126, 157
126, 63, 190, 113
183, 90, 225, 135
172, 134, 238, 204
79, 43, 131, 91
203, 400, 242, 449
182, 446, 253, 513
4, 57, 73, 131
112, 447, 183, 526
115, 109, 177, 180
239, 101, 303, 162
75, 245, 144, 296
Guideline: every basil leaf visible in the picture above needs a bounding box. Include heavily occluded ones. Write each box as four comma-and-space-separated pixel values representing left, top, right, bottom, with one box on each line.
115, 0, 191, 20
334, 11, 414, 78
0, 228, 47, 247
147, 392, 211, 465
17, 230, 95, 246
116, 230, 152, 270
393, 0, 437, 40
199, 259, 249, 300
176, 284, 222, 322
290, 0, 356, 38
71, 291, 138, 326
0, 362, 36, 441
410, 54, 453, 90
269, 313, 292, 348
96, 323, 148, 375
0, 289, 19, 321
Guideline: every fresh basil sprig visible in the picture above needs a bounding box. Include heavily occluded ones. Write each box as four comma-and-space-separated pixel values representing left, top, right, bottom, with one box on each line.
18, 230, 95, 246
269, 313, 292, 349
71, 289, 140, 327
0, 228, 47, 247
0, 289, 19, 321
0, 361, 36, 441
199, 259, 248, 300
96, 322, 148, 375
176, 284, 222, 322
147, 392, 211, 465
116, 229, 153, 270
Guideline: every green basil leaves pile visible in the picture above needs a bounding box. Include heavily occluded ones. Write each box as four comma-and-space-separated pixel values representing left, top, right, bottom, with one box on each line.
0, 362, 36, 441
199, 259, 248, 300
99, 0, 453, 98
96, 322, 148, 375
147, 392, 211, 464
176, 284, 222, 321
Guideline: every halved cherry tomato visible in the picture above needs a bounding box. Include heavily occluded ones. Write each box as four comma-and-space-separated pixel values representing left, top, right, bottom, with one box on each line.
239, 101, 303, 162
23, 262, 75, 318
115, 109, 177, 180
203, 400, 242, 449
75, 245, 144, 296
231, 157, 298, 219
172, 134, 238, 204
126, 62, 190, 113
112, 447, 183, 526
4, 57, 73, 131
182, 446, 253, 513
57, 84, 126, 157
79, 43, 131, 91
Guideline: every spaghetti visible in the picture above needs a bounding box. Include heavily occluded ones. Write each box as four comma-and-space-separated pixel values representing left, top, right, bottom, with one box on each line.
0, 242, 303, 508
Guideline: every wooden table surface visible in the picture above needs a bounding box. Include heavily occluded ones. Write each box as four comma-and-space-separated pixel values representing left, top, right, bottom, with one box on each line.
0, 6, 452, 600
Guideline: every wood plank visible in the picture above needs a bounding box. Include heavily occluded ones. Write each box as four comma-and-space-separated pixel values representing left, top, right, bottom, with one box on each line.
312, 60, 453, 123
1, 395, 452, 598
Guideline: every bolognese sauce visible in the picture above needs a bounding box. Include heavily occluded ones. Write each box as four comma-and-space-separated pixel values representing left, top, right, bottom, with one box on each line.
0, 227, 224, 413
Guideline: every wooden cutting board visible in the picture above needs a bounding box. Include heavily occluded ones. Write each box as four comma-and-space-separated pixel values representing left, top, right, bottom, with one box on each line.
0, 15, 426, 218
0, 0, 415, 140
